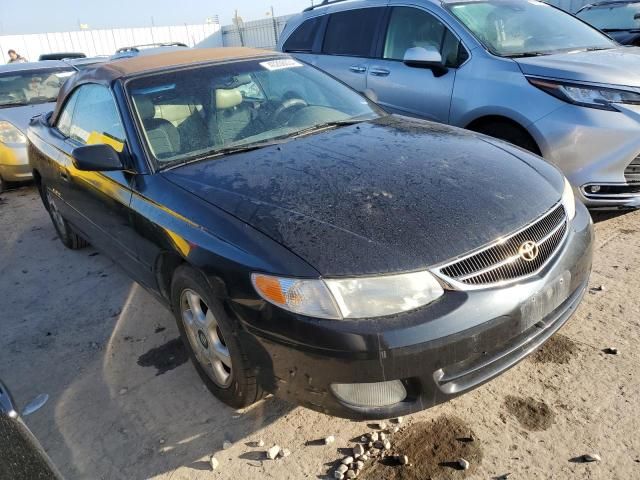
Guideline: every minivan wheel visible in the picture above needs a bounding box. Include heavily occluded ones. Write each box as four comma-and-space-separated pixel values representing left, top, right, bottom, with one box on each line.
171, 265, 262, 408
471, 120, 541, 156
43, 185, 89, 250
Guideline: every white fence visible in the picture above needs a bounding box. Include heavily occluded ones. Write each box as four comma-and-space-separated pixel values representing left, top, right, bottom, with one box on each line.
196, 15, 294, 50
0, 24, 221, 65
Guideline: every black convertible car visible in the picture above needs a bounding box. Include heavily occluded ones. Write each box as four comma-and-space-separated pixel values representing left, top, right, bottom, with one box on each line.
28, 48, 593, 419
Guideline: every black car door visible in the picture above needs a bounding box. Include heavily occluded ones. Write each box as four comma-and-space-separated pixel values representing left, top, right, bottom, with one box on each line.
50, 83, 141, 277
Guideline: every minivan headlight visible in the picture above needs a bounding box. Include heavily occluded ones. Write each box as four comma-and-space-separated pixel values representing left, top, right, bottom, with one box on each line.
0, 121, 26, 144
528, 77, 640, 111
251, 270, 444, 320
562, 177, 576, 221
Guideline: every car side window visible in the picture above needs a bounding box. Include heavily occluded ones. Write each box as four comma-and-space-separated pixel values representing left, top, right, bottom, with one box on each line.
56, 90, 80, 137
69, 84, 126, 152
384, 7, 465, 68
283, 16, 322, 53
322, 8, 384, 57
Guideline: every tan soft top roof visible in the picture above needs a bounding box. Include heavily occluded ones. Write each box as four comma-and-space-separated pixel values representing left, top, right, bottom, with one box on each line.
105, 47, 275, 77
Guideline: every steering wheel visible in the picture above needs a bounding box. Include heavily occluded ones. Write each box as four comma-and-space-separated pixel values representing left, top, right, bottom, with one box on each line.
272, 98, 308, 125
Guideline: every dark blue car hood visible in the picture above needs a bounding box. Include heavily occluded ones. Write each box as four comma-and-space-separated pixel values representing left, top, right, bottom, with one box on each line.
163, 116, 564, 276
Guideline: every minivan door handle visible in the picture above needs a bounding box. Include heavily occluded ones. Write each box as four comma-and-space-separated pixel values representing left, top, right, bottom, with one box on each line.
370, 68, 390, 77
349, 65, 367, 74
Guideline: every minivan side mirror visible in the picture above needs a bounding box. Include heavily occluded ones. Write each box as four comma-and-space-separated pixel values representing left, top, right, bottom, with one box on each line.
71, 144, 124, 172
403, 47, 449, 77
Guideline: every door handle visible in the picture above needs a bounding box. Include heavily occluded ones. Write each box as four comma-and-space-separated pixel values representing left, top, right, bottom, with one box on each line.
349, 65, 367, 74
60, 171, 70, 182
370, 68, 390, 77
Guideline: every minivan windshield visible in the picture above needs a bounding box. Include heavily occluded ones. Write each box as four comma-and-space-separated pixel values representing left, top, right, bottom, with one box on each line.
0, 68, 75, 108
448, 0, 616, 57
127, 58, 382, 168
577, 2, 640, 30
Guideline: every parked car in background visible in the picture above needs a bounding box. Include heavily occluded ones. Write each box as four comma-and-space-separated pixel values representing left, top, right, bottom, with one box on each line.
279, 0, 640, 209
111, 42, 189, 60
0, 381, 61, 480
577, 0, 640, 44
28, 48, 592, 419
39, 52, 86, 61
0, 61, 75, 192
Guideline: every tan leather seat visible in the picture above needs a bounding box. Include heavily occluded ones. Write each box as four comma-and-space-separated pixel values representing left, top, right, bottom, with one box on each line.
134, 95, 181, 158
210, 87, 251, 145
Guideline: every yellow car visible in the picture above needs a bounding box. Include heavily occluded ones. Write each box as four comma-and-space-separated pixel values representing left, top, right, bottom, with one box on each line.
0, 61, 75, 192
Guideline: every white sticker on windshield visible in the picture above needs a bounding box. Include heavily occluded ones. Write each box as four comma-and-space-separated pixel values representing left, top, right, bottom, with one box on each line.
260, 59, 303, 71
56, 72, 75, 78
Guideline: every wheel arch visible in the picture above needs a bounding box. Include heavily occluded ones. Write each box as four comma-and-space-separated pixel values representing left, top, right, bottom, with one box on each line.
464, 115, 542, 156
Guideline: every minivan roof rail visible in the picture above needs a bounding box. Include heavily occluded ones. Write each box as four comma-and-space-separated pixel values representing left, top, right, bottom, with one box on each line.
303, 0, 354, 12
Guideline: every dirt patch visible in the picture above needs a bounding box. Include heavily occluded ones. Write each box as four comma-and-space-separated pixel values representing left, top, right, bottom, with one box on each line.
360, 416, 482, 480
504, 396, 555, 431
137, 337, 188, 376
530, 334, 578, 364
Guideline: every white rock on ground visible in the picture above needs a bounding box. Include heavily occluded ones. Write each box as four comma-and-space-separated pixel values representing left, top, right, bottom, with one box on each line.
583, 453, 602, 462
266, 445, 281, 460
324, 435, 335, 445
345, 470, 357, 479
353, 444, 365, 457
398, 455, 409, 465
279, 448, 291, 458
377, 422, 387, 430
336, 464, 349, 474
257, 439, 265, 447
383, 441, 391, 450
355, 460, 364, 470
395, 416, 403, 424
333, 471, 344, 480
341, 456, 354, 465
458, 458, 470, 470
209, 456, 219, 471
222, 440, 232, 450
369, 432, 379, 442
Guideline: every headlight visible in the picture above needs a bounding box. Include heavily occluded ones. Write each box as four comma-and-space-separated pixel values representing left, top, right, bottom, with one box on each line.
561, 177, 576, 221
528, 77, 640, 111
0, 121, 26, 144
251, 270, 444, 320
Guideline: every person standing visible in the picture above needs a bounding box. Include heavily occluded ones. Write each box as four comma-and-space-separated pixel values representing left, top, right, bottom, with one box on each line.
7, 49, 27, 63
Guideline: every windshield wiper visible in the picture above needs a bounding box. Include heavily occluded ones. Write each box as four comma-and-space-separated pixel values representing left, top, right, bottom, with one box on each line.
0, 101, 30, 108
602, 28, 640, 32
503, 51, 551, 58
291, 119, 366, 139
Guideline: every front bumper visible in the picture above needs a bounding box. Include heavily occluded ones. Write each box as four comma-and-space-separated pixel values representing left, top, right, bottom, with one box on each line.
531, 103, 640, 209
0, 143, 31, 182
233, 203, 593, 419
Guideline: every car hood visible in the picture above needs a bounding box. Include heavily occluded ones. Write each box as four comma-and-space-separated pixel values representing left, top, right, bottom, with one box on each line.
515, 47, 640, 88
163, 116, 563, 277
0, 103, 54, 133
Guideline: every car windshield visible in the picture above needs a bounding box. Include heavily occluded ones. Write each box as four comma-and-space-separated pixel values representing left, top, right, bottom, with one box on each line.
577, 2, 640, 30
448, 0, 616, 57
126, 57, 382, 167
0, 68, 75, 108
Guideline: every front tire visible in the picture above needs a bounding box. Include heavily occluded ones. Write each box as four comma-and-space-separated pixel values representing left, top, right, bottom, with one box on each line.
170, 265, 262, 409
42, 184, 89, 250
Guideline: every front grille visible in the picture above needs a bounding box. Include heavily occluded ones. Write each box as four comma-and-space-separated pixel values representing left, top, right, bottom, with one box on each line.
625, 156, 640, 184
438, 204, 567, 287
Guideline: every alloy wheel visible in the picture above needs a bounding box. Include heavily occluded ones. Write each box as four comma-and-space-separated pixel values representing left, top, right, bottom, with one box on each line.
180, 289, 232, 387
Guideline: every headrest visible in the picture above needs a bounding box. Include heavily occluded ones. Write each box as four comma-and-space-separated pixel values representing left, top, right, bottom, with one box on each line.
215, 88, 242, 110
134, 95, 156, 120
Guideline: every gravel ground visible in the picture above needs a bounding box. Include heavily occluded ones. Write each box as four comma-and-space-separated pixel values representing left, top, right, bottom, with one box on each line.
1, 184, 639, 480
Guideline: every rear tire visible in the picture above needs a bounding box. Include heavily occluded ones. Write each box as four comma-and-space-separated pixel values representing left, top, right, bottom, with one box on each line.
170, 265, 262, 409
471, 120, 541, 156
0, 175, 5, 193
42, 184, 89, 250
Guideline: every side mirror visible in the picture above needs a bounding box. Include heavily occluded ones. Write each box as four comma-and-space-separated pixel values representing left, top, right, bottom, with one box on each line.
72, 144, 124, 172
403, 47, 449, 77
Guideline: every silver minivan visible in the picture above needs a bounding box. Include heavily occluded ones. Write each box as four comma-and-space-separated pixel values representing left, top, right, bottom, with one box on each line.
278, 0, 640, 208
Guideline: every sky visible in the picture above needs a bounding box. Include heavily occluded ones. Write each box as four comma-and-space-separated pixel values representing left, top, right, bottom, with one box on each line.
0, 0, 314, 35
